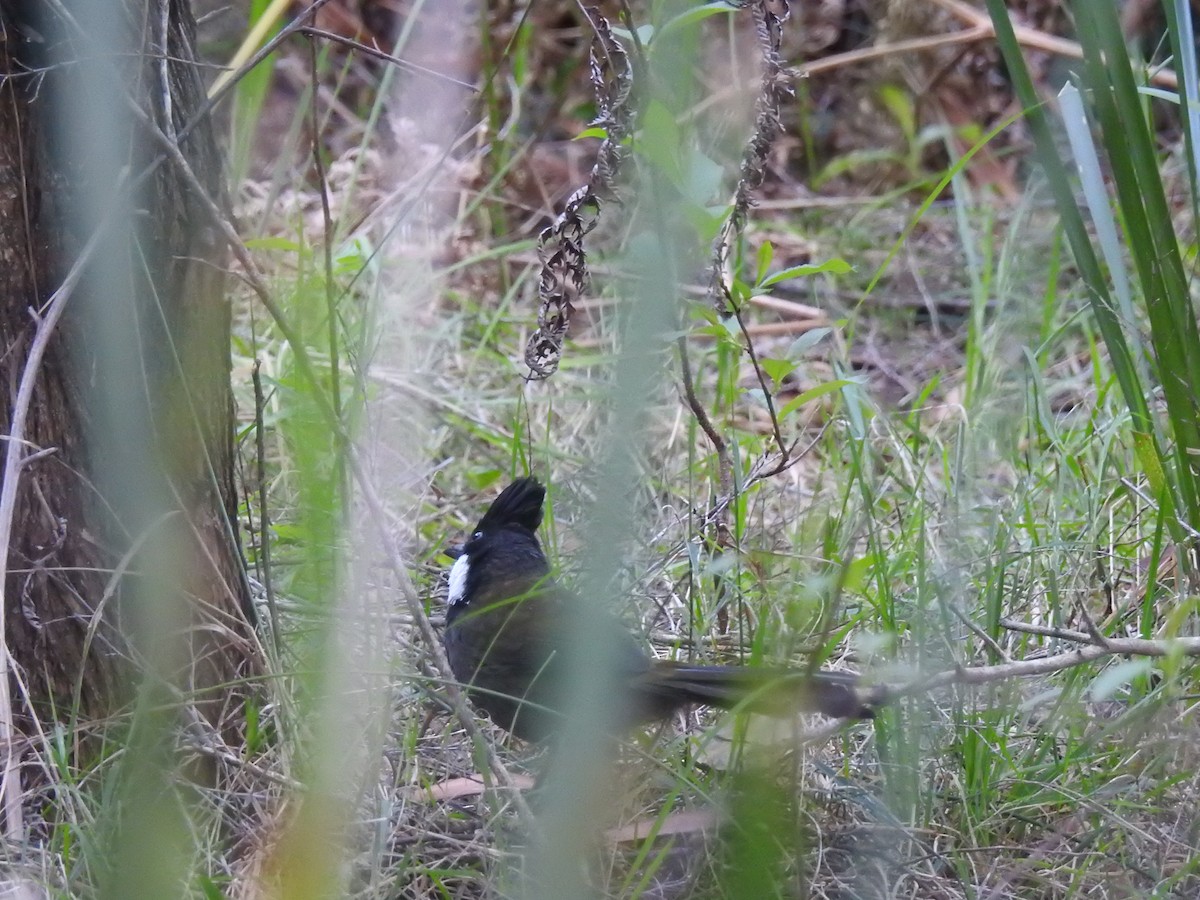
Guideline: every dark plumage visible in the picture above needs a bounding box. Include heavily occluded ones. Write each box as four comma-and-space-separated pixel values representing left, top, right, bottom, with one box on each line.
443, 477, 881, 742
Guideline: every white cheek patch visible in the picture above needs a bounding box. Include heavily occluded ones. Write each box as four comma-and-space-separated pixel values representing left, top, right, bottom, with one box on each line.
447, 554, 470, 607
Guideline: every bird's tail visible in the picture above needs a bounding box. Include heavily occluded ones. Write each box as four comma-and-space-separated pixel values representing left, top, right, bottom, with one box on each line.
635, 663, 885, 720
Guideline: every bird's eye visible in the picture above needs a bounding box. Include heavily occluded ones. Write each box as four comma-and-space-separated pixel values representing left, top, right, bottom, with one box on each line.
472, 530, 483, 541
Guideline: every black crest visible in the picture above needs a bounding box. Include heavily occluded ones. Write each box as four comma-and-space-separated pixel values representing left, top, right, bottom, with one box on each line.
474, 477, 546, 534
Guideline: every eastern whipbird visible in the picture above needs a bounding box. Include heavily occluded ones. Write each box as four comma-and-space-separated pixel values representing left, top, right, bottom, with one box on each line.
442, 477, 883, 742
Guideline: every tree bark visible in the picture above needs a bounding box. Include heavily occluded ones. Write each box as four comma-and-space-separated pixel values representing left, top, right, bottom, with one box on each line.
0, 1, 259, 741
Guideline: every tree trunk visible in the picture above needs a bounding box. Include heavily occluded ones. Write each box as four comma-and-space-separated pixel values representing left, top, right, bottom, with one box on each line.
0, 1, 258, 742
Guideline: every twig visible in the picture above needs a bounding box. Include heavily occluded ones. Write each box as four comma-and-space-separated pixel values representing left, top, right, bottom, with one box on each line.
949, 605, 1011, 662
728, 300, 791, 472
798, 22, 993, 79
1121, 477, 1200, 541
206, 0, 340, 99
252, 362, 281, 659
996, 617, 1197, 664
743, 421, 828, 493
296, 27, 476, 89
1074, 601, 1115, 653
998, 618, 1092, 643
672, 0, 800, 550
570, 316, 830, 348
890, 633, 1200, 702
799, 0, 1179, 90
676, 337, 731, 503
14, 446, 58, 469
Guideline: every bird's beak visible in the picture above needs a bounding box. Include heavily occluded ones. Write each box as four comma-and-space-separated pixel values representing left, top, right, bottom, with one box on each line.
443, 543, 465, 560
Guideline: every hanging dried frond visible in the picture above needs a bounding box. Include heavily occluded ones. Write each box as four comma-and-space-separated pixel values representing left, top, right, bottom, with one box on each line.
524, 13, 633, 380
707, 0, 793, 314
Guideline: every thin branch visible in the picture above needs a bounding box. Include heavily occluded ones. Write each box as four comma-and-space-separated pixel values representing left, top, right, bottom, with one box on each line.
252, 362, 281, 659
296, 27, 476, 89
949, 604, 1012, 662
727, 300, 793, 474
676, 337, 731, 502
998, 618, 1092, 643
1121, 477, 1200, 541
888, 633, 1200, 702
798, 0, 1179, 90
206, 0, 340, 99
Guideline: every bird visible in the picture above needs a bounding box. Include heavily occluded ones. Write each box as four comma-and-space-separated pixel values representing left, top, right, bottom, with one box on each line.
441, 477, 882, 742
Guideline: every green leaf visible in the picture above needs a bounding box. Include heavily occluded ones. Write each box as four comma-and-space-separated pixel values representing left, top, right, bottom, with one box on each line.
638, 99, 683, 184
760, 258, 851, 287
245, 236, 302, 252
683, 202, 727, 241
755, 241, 774, 286
655, 2, 738, 43
759, 357, 795, 386
777, 379, 854, 420
728, 278, 752, 305
739, 388, 768, 408
693, 323, 733, 342
466, 469, 502, 490
786, 327, 833, 358
611, 24, 655, 43
1088, 659, 1152, 701
814, 147, 905, 186
691, 315, 741, 349
840, 555, 872, 594
878, 84, 916, 140
683, 145, 725, 204
1132, 431, 1168, 499
244, 699, 261, 754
